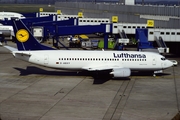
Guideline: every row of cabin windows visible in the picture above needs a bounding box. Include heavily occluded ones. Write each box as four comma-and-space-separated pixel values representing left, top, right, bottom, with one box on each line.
149, 31, 180, 35
59, 58, 146, 61
79, 20, 109, 23
59, 58, 119, 61
122, 59, 146, 61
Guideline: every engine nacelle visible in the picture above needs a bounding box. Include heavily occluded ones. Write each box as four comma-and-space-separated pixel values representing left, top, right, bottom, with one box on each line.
0, 30, 11, 37
110, 68, 131, 78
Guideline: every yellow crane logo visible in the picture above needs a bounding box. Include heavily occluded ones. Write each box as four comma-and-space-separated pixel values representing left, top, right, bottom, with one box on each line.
16, 29, 29, 42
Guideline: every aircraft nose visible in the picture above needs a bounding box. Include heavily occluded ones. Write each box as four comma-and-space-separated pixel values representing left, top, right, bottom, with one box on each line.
162, 60, 173, 69
166, 60, 174, 68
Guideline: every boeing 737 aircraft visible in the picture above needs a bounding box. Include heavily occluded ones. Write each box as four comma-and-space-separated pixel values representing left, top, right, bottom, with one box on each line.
0, 12, 25, 37
5, 18, 173, 78
0, 12, 25, 20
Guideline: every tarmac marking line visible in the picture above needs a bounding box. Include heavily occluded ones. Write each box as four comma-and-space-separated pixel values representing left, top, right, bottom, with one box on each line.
173, 67, 180, 112
102, 79, 136, 120
38, 76, 87, 120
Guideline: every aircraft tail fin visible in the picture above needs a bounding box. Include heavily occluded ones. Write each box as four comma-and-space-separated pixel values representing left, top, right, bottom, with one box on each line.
11, 18, 54, 50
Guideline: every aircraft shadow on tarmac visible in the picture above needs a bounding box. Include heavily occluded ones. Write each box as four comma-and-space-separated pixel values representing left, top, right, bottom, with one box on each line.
14, 66, 129, 84
14, 66, 171, 84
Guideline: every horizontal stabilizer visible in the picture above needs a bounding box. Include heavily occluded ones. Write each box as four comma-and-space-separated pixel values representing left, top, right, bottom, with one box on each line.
4, 46, 18, 51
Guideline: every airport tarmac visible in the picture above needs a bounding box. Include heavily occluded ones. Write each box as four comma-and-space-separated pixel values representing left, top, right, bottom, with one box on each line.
0, 42, 180, 120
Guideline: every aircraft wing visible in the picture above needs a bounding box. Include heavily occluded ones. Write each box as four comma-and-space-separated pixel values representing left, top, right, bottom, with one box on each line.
82, 65, 122, 71
83, 65, 131, 77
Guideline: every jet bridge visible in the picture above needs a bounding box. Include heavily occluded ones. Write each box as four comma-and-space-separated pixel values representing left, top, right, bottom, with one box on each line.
21, 17, 111, 49
54, 24, 110, 49
30, 18, 76, 43
2, 16, 128, 49
30, 19, 130, 49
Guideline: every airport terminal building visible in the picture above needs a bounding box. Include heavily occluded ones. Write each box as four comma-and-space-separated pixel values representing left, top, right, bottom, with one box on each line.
55, 1, 180, 56
0, 0, 180, 55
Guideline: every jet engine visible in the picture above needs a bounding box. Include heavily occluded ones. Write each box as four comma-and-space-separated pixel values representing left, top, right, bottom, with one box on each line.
110, 68, 131, 78
0, 30, 11, 37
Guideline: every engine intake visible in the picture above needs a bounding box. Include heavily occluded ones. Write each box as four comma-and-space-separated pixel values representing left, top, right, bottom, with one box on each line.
110, 68, 131, 78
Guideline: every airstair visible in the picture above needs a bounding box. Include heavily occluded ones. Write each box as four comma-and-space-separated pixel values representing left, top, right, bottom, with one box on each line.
155, 36, 169, 53
113, 29, 129, 50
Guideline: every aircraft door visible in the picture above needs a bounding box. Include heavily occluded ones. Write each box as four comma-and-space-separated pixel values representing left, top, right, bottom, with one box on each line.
152, 56, 156, 65
44, 55, 49, 64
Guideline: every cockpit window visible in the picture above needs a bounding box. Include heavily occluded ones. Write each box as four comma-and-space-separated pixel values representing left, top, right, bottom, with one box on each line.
161, 58, 166, 61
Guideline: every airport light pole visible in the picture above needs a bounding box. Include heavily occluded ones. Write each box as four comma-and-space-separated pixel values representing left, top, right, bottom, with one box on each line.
142, 0, 144, 5
119, 0, 124, 5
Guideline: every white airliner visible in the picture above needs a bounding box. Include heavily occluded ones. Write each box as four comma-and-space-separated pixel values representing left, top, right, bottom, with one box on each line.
0, 12, 25, 20
5, 18, 174, 78
0, 25, 14, 36
0, 12, 25, 37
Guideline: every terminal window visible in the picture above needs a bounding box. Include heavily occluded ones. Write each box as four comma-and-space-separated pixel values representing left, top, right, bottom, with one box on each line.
149, 32, 153, 35
166, 32, 170, 35
171, 32, 175, 35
